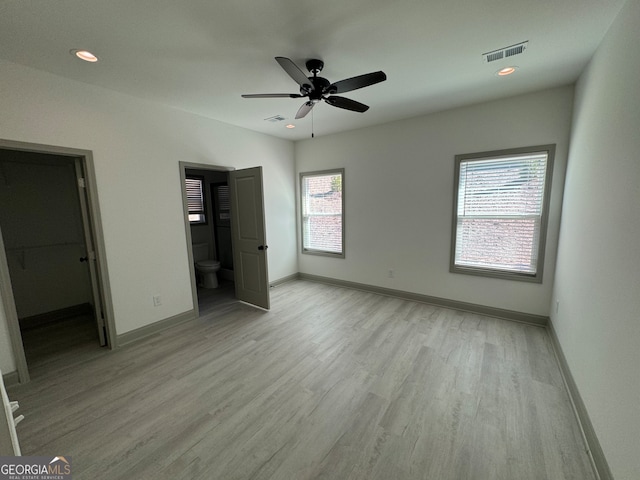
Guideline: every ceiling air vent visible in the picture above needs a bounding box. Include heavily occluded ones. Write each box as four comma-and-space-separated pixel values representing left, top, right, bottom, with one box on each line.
482, 41, 528, 63
264, 115, 286, 123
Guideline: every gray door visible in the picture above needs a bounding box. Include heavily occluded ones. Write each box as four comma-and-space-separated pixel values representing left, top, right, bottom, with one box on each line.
229, 167, 270, 309
74, 159, 107, 346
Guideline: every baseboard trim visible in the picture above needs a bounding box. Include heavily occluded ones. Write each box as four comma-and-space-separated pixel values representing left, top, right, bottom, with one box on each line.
270, 273, 300, 288
547, 322, 612, 480
20, 303, 93, 330
298, 273, 548, 327
116, 309, 196, 348
2, 370, 20, 388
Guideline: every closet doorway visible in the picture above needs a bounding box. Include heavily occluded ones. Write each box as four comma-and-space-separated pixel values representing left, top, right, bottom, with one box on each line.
0, 140, 114, 384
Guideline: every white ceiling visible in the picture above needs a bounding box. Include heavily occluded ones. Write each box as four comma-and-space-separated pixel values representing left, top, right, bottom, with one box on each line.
0, 0, 625, 140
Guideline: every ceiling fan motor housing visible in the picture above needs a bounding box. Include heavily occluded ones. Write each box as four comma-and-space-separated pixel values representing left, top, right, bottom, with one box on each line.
303, 76, 333, 100
305, 59, 324, 74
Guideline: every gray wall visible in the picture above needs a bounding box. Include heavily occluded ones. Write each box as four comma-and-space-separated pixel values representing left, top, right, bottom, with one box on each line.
551, 0, 640, 478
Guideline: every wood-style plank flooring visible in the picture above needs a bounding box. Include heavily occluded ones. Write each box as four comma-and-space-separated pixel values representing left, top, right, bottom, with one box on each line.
8, 280, 595, 480
20, 313, 100, 371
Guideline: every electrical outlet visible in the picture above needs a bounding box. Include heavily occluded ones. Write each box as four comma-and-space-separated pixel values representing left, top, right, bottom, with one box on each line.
153, 295, 162, 307
388, 269, 394, 278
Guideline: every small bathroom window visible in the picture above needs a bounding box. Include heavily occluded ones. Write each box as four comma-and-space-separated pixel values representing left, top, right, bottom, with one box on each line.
216, 185, 231, 223
186, 176, 206, 224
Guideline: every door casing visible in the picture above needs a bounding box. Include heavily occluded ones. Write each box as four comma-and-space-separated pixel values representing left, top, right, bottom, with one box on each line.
0, 139, 116, 384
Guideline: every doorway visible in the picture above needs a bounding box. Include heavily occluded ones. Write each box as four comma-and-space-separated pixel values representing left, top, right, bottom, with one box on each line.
0, 140, 114, 384
185, 167, 236, 315
179, 162, 270, 316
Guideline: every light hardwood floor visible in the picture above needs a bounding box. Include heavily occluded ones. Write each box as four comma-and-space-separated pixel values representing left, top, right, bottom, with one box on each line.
8, 280, 595, 480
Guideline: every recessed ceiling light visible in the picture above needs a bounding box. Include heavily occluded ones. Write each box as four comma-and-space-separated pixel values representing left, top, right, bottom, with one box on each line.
285, 124, 295, 129
71, 49, 98, 63
496, 66, 517, 76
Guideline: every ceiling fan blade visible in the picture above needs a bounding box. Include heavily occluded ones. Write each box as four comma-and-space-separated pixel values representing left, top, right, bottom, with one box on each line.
295, 101, 315, 119
328, 71, 387, 94
241, 93, 304, 98
275, 57, 314, 93
325, 96, 369, 113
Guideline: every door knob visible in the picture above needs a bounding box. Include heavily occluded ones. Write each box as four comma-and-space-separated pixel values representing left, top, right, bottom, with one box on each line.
257, 245, 268, 251
79, 256, 88, 262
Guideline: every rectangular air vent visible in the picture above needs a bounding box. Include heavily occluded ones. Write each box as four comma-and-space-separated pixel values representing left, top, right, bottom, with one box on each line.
483, 41, 528, 63
485, 51, 504, 63
264, 115, 286, 123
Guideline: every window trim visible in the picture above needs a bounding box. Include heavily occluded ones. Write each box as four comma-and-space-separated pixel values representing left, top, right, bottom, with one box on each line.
450, 144, 555, 283
186, 175, 207, 225
300, 168, 345, 258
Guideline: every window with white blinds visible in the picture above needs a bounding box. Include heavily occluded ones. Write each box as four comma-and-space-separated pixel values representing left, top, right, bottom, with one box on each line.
215, 184, 231, 222
185, 177, 206, 224
300, 169, 345, 257
451, 145, 555, 282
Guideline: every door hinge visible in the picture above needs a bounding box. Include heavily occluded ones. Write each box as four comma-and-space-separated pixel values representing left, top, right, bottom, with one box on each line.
78, 177, 86, 188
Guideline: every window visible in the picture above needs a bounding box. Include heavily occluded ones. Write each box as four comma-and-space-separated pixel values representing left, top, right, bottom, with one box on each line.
213, 184, 231, 224
185, 176, 206, 224
450, 145, 555, 282
301, 169, 345, 257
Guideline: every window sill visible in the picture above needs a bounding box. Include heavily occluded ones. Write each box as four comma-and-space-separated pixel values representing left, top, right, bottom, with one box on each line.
450, 265, 542, 283
302, 249, 345, 259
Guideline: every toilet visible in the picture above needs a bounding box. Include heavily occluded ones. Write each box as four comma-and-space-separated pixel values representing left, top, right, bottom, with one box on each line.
192, 243, 221, 289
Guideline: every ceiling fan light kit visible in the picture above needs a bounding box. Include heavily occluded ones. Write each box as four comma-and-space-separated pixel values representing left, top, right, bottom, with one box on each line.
242, 57, 387, 120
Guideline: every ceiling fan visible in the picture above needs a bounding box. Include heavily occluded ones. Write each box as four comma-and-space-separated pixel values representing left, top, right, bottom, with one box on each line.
242, 57, 387, 119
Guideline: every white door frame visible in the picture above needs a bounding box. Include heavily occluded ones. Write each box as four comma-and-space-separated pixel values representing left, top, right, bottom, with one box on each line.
0, 139, 116, 384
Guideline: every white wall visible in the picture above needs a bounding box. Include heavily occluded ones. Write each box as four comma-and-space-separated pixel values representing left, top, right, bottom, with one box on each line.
0, 60, 297, 374
551, 0, 640, 478
296, 86, 574, 316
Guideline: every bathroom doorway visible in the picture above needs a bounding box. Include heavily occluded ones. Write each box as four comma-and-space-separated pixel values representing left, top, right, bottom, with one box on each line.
0, 139, 115, 384
185, 167, 236, 315
180, 162, 270, 316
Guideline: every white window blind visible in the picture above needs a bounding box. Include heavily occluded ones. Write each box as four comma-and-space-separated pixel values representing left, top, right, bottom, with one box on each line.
453, 149, 552, 279
185, 177, 205, 223
301, 170, 344, 256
